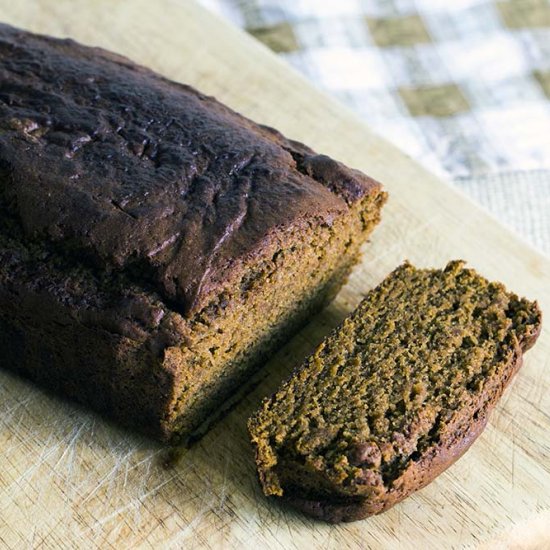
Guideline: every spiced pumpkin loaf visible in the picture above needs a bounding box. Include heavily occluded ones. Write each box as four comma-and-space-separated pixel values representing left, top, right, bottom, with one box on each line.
249, 261, 541, 522
0, 23, 386, 442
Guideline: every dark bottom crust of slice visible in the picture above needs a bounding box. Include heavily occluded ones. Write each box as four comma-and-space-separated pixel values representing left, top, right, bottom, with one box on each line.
276, 336, 535, 523
281, 408, 490, 523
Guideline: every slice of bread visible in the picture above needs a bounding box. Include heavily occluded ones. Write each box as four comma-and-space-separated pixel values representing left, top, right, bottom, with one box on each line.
248, 261, 542, 522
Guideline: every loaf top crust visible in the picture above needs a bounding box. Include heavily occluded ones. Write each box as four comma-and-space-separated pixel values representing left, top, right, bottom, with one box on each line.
0, 23, 381, 316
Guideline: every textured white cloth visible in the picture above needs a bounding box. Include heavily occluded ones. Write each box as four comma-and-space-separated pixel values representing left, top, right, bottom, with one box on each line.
200, 0, 550, 255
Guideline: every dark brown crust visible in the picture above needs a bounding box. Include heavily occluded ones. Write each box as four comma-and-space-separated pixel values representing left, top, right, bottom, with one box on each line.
0, 23, 385, 441
279, 312, 540, 523
0, 22, 381, 316
283, 410, 489, 522
0, 227, 184, 439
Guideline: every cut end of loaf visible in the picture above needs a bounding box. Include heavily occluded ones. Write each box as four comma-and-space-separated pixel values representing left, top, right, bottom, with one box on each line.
159, 188, 387, 442
248, 260, 542, 522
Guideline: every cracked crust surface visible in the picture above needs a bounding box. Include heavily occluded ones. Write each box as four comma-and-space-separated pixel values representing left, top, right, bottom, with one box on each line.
0, 23, 381, 316
0, 23, 386, 441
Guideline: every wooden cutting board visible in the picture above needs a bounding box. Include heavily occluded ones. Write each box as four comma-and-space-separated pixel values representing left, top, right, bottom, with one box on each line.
0, 1, 549, 548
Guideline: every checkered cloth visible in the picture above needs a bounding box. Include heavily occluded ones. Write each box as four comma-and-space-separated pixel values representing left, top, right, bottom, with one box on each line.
199, 0, 550, 255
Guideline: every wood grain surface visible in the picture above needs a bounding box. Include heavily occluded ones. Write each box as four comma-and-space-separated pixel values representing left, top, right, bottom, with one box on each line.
0, 1, 549, 548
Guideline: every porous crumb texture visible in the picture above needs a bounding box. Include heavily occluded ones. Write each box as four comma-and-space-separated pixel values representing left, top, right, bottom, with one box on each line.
0, 24, 386, 441
249, 261, 542, 522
